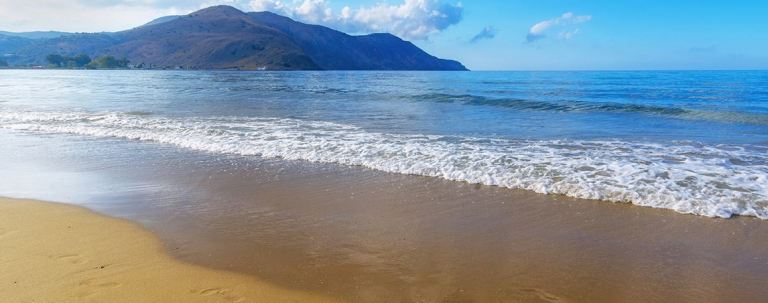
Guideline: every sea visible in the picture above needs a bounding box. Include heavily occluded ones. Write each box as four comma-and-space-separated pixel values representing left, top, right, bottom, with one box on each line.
0, 70, 766, 219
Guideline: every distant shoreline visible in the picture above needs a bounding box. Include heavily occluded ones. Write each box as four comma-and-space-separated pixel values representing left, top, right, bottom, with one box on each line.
0, 67, 472, 71
4, 67, 768, 72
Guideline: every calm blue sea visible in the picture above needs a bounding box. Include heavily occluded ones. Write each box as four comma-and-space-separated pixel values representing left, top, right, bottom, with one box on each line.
0, 70, 766, 218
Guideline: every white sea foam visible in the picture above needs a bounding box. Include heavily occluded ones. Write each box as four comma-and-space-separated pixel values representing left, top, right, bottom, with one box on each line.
1, 110, 766, 219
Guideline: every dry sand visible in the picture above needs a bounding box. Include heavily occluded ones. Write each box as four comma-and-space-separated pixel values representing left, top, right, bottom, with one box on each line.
0, 197, 339, 303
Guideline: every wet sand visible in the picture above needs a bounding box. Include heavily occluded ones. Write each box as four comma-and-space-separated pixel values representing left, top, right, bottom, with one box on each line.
152, 168, 768, 303
0, 197, 339, 303
1, 132, 768, 302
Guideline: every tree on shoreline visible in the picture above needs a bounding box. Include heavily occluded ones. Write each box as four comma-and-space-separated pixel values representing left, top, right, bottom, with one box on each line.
72, 54, 92, 67
45, 54, 128, 69
85, 56, 129, 69
46, 54, 65, 67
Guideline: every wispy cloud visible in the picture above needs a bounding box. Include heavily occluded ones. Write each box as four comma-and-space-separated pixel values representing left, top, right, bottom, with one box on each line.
250, 0, 464, 40
469, 26, 496, 43
526, 12, 591, 43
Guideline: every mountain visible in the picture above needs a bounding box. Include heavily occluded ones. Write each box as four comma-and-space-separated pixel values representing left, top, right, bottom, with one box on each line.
0, 6, 466, 71
0, 31, 70, 39
6, 33, 119, 66
0, 34, 33, 54
137, 15, 182, 28
247, 11, 466, 70
104, 6, 319, 70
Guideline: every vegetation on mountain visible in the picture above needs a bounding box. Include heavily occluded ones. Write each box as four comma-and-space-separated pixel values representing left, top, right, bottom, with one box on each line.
45, 53, 128, 69
86, 56, 129, 69
0, 34, 33, 54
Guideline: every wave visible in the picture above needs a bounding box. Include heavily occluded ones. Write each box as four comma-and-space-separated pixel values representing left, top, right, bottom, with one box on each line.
1, 110, 767, 219
411, 93, 768, 125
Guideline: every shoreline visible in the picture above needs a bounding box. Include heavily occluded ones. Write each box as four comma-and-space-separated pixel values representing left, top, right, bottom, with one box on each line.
0, 197, 339, 303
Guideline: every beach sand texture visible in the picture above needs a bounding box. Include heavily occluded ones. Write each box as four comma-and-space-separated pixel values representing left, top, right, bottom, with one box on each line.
0, 197, 339, 303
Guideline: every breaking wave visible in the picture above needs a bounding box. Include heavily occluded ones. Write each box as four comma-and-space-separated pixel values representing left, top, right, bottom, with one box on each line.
1, 110, 766, 219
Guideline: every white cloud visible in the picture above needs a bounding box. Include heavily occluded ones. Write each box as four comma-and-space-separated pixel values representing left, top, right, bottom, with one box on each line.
558, 28, 580, 40
0, 0, 463, 39
294, 0, 334, 23
248, 0, 286, 12
469, 26, 496, 43
0, 0, 184, 32
249, 0, 463, 40
527, 12, 591, 42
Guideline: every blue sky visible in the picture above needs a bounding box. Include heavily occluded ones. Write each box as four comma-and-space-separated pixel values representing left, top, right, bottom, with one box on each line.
1, 0, 767, 70
423, 0, 768, 70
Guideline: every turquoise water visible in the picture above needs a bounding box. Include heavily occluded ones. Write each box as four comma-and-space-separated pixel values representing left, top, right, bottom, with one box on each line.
0, 70, 766, 218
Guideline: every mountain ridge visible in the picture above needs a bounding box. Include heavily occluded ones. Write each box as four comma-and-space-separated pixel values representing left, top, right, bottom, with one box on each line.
0, 31, 70, 39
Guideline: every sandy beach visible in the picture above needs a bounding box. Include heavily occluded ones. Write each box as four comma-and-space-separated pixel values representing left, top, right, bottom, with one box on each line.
0, 197, 339, 303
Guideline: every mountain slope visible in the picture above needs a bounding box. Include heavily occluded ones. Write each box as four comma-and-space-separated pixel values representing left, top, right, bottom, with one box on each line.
0, 5, 467, 70
0, 34, 33, 54
106, 6, 318, 70
0, 31, 70, 39
137, 16, 182, 28
247, 11, 466, 70
9, 33, 118, 66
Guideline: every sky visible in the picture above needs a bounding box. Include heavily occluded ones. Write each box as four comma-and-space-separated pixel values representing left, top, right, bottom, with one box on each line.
1, 0, 767, 70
